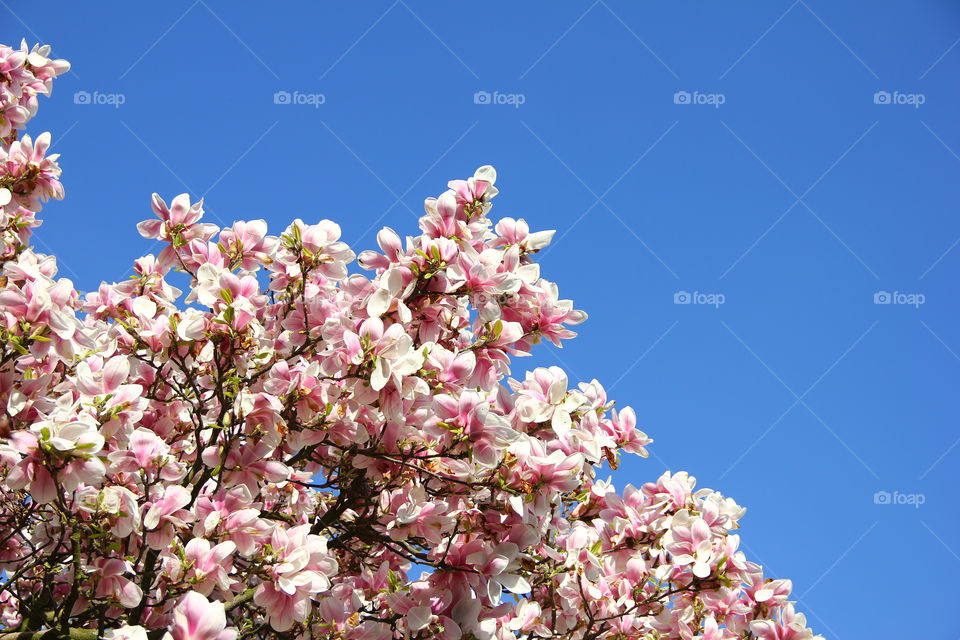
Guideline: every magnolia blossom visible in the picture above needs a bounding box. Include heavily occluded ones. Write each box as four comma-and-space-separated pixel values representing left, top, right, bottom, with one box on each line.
93, 558, 144, 609
104, 626, 149, 640
143, 485, 193, 549
176, 538, 237, 596
253, 524, 338, 631
466, 541, 532, 605
168, 592, 237, 640
0, 40, 822, 640
0, 132, 63, 214
512, 365, 581, 436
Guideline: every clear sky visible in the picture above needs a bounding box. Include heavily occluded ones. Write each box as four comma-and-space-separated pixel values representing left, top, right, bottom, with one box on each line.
3, 1, 959, 637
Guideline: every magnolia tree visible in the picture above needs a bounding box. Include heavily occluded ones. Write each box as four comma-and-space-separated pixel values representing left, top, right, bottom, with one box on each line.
0, 41, 823, 640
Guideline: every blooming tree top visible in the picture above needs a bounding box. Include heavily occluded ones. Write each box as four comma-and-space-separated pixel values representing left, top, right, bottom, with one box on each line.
0, 40, 822, 640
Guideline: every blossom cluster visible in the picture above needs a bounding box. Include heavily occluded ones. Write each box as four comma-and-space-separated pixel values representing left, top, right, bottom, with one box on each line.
0, 42, 823, 640
0, 41, 68, 261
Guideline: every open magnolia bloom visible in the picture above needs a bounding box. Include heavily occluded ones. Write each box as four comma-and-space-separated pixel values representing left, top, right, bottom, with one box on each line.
0, 40, 822, 640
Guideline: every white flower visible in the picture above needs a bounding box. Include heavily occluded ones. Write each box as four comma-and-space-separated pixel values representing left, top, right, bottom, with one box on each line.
177, 308, 207, 341
32, 419, 104, 456
192, 263, 224, 307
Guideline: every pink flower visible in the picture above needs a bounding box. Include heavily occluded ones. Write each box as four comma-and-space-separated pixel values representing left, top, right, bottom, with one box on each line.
253, 525, 337, 631
465, 541, 531, 605
136, 194, 218, 269
357, 226, 404, 271
750, 604, 823, 640
201, 440, 288, 494
382, 485, 454, 545
663, 510, 717, 579
493, 217, 555, 253
510, 437, 585, 493
6, 420, 106, 501
193, 487, 273, 556
0, 132, 63, 213
108, 427, 184, 481
269, 219, 354, 289
421, 165, 498, 238
168, 592, 236, 640
182, 538, 237, 596
425, 345, 476, 387
93, 558, 143, 609
218, 220, 274, 272
697, 616, 739, 640
508, 599, 543, 632
606, 406, 652, 457
103, 626, 148, 640
511, 366, 575, 436
143, 485, 193, 549
0, 41, 69, 140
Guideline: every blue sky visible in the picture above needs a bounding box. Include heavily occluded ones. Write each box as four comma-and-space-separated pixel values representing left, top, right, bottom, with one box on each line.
4, 1, 959, 636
